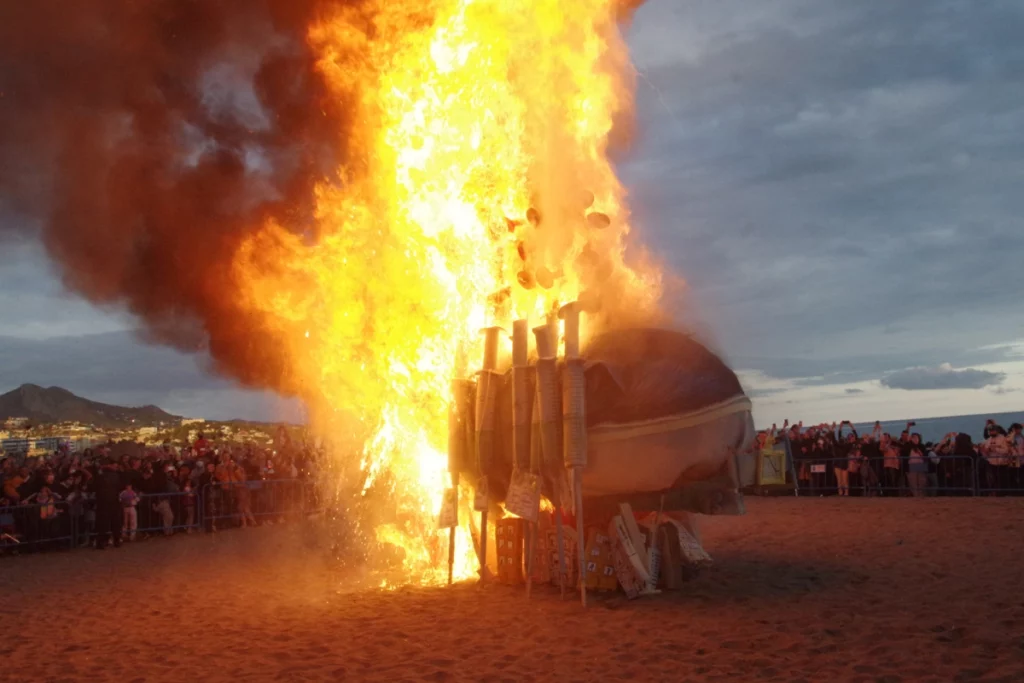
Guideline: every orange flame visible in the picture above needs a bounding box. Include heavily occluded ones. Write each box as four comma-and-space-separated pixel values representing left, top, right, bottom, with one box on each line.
232, 0, 661, 584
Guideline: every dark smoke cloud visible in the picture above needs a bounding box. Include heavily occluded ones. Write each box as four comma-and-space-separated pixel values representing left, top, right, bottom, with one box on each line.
0, 0, 364, 392
0, 0, 648, 400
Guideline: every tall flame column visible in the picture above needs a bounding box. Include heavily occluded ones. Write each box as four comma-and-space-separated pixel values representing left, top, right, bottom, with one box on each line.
474, 326, 503, 580
560, 302, 588, 607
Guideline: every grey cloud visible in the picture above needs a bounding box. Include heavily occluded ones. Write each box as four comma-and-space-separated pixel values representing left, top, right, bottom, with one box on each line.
625, 0, 1024, 364
0, 239, 132, 338
0, 331, 302, 421
747, 387, 788, 398
734, 342, 1021, 385
881, 364, 1006, 391
845, 388, 864, 394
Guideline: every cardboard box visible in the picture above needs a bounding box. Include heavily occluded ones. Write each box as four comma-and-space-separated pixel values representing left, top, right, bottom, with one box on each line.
545, 525, 578, 588
583, 528, 618, 592
529, 516, 552, 584
496, 517, 524, 585
609, 516, 650, 600
659, 526, 683, 591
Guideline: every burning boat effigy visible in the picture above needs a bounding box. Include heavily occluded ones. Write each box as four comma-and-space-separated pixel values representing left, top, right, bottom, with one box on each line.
443, 305, 755, 604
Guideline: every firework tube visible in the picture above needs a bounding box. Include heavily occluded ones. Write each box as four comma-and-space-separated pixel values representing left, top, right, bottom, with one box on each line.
511, 320, 533, 472
527, 386, 543, 598
647, 494, 665, 592
447, 378, 473, 585
560, 302, 587, 607
464, 379, 478, 560
533, 321, 566, 597
475, 326, 503, 580
512, 319, 537, 597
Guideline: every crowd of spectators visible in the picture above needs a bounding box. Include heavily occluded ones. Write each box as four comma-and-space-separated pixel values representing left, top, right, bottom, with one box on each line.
0, 433, 318, 551
758, 418, 1024, 496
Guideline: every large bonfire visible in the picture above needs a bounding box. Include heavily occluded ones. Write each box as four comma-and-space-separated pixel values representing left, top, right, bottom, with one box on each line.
231, 0, 663, 583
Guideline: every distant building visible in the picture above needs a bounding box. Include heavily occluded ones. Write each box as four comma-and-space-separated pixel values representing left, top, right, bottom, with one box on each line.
4, 417, 29, 429
1, 436, 68, 455
138, 426, 158, 437
1, 438, 29, 454
181, 418, 205, 426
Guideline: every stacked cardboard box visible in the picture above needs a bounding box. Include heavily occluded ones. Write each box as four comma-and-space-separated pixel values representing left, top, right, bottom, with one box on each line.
529, 513, 552, 584
583, 528, 618, 591
545, 525, 578, 588
496, 517, 525, 585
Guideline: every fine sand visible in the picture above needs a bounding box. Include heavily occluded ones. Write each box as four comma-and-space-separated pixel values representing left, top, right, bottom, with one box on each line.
2, 498, 1023, 682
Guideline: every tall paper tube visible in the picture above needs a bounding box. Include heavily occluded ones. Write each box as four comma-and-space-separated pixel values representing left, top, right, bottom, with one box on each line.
482, 326, 501, 371
559, 302, 580, 360
560, 302, 587, 607
512, 318, 540, 598
512, 319, 529, 365
533, 322, 565, 598
511, 320, 534, 473
533, 323, 555, 360
475, 326, 503, 580
561, 360, 587, 469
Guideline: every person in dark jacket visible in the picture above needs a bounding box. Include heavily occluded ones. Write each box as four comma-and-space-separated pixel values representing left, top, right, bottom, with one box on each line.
92, 459, 123, 549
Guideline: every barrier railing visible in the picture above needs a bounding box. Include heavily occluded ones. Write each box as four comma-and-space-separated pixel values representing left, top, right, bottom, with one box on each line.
976, 458, 1024, 495
0, 500, 76, 551
200, 478, 316, 529
0, 479, 320, 555
132, 490, 202, 537
794, 455, 980, 496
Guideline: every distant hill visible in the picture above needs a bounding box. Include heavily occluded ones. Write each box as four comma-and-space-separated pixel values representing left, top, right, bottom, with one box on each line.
0, 384, 180, 428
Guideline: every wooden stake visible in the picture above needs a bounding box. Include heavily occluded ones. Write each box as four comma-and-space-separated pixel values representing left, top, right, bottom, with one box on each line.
555, 502, 566, 599
448, 472, 458, 586
479, 507, 489, 580
574, 466, 587, 607
525, 513, 540, 598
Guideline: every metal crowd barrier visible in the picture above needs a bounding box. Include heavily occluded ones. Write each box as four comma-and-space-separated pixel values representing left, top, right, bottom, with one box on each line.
976, 459, 1024, 495
1, 478, 320, 556
794, 455, 981, 496
200, 478, 316, 529
132, 490, 203, 536
0, 500, 76, 552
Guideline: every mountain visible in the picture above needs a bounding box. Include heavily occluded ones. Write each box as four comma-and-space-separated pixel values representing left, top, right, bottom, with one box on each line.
0, 384, 180, 428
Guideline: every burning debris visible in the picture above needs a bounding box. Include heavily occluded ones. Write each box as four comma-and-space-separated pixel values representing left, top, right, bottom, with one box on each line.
444, 316, 754, 604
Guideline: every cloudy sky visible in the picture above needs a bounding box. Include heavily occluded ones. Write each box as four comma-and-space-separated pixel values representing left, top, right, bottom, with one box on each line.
2, 0, 1022, 424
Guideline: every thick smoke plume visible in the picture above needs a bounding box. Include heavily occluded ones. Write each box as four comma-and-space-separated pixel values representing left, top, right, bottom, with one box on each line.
0, 0, 649, 397
0, 0, 361, 390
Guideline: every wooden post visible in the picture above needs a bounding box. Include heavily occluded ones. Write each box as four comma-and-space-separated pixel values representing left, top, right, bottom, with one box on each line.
560, 302, 587, 608
475, 326, 503, 581
573, 467, 586, 607
447, 378, 470, 586
448, 482, 457, 585
533, 320, 564, 598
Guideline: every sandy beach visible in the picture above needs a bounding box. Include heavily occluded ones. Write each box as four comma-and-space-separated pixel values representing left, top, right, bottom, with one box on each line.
2, 498, 1023, 682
